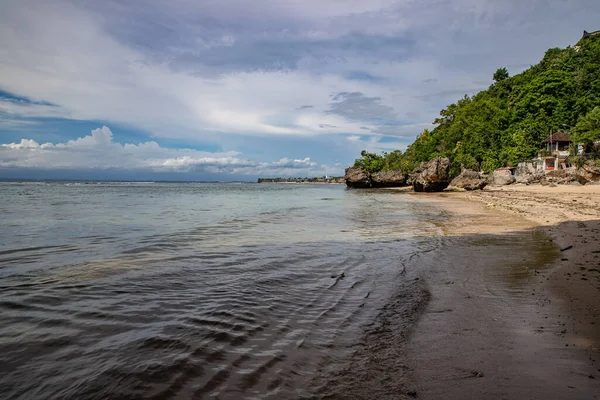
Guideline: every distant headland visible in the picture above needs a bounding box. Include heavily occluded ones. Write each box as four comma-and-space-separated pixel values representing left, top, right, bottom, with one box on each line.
258, 176, 345, 184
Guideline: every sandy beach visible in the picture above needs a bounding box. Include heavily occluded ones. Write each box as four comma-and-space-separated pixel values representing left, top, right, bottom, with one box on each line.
401, 184, 600, 399
467, 184, 600, 351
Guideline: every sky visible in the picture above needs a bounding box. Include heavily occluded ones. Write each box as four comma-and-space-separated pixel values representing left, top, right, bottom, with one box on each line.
1, 0, 599, 181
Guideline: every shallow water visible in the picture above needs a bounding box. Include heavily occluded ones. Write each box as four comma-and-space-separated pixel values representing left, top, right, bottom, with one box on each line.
0, 182, 446, 399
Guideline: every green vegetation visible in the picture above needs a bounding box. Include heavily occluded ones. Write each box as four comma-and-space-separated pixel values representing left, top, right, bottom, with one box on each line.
352, 150, 406, 173
573, 106, 600, 146
493, 67, 509, 83
352, 34, 600, 175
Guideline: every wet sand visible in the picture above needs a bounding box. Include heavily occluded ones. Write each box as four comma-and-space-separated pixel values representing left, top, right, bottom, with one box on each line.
404, 186, 600, 399
466, 184, 600, 353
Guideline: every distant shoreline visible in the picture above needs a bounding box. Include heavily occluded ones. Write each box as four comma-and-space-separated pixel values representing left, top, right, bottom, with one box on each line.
258, 181, 344, 184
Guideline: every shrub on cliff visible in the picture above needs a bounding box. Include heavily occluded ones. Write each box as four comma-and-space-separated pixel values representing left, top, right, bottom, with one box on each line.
352, 150, 405, 173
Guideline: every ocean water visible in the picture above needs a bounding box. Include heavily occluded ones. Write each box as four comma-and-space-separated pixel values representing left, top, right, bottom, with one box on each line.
0, 182, 446, 399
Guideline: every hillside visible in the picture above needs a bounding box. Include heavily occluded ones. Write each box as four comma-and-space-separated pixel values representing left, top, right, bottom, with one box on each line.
352, 32, 600, 175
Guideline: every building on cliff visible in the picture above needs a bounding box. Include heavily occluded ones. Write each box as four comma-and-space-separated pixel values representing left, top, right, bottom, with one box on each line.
537, 131, 572, 171
582, 30, 600, 40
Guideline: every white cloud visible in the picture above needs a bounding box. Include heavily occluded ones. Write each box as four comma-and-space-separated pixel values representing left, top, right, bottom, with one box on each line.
0, 1, 402, 139
0, 127, 330, 176
1, 0, 599, 162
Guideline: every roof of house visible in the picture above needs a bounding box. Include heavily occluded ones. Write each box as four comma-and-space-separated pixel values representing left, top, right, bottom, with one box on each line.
583, 30, 600, 39
542, 131, 571, 143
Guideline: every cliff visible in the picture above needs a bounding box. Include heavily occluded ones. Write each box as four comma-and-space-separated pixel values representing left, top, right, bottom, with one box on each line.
348, 32, 600, 177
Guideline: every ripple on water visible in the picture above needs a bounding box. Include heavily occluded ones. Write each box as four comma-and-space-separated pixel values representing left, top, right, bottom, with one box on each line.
0, 183, 443, 399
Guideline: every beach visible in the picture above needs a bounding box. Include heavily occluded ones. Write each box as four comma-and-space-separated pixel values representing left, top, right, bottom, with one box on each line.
1, 181, 599, 399
402, 184, 600, 399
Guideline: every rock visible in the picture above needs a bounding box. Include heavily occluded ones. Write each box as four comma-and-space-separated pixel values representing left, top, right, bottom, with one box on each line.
412, 157, 451, 192
578, 161, 600, 183
371, 169, 407, 187
514, 161, 546, 185
344, 167, 407, 188
344, 167, 371, 188
448, 169, 487, 191
546, 169, 586, 185
490, 168, 516, 186
406, 164, 423, 186
515, 169, 546, 184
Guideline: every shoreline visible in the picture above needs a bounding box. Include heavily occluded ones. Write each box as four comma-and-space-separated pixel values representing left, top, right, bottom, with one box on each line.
257, 181, 344, 184
402, 185, 600, 398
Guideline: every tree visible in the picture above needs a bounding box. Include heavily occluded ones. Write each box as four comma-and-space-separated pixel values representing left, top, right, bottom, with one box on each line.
574, 106, 600, 146
384, 150, 403, 170
353, 150, 385, 173
493, 67, 509, 83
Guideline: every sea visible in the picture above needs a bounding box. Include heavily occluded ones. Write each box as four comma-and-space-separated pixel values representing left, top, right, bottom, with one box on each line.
0, 181, 450, 399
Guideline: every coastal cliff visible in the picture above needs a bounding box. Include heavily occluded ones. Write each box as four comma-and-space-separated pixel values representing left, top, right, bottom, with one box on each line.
345, 32, 600, 189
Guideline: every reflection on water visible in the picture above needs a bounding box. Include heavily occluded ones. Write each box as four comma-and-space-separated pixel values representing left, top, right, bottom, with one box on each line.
0, 182, 445, 399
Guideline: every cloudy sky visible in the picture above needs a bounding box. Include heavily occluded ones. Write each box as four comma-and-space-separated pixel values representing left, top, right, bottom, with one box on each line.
1, 0, 598, 180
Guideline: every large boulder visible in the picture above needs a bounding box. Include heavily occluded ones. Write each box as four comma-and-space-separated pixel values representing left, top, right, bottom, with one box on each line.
412, 157, 451, 192
490, 168, 516, 186
345, 167, 407, 188
371, 169, 407, 187
345, 167, 371, 188
514, 162, 546, 184
448, 169, 487, 191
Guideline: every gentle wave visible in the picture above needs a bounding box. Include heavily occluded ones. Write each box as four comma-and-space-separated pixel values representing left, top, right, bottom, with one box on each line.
0, 182, 443, 399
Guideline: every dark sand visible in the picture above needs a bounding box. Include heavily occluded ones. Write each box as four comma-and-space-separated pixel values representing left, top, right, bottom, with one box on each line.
405, 191, 600, 399
324, 187, 600, 399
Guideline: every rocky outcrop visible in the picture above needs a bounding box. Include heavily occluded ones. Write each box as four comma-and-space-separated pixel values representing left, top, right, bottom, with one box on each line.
490, 169, 516, 186
515, 170, 546, 184
344, 167, 371, 188
344, 167, 406, 188
579, 161, 600, 183
514, 162, 547, 184
371, 169, 407, 187
448, 169, 487, 191
546, 169, 586, 185
411, 157, 451, 192
513, 161, 599, 185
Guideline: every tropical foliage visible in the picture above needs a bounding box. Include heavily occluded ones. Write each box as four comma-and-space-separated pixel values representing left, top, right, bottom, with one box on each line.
573, 106, 600, 145
353, 34, 600, 174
